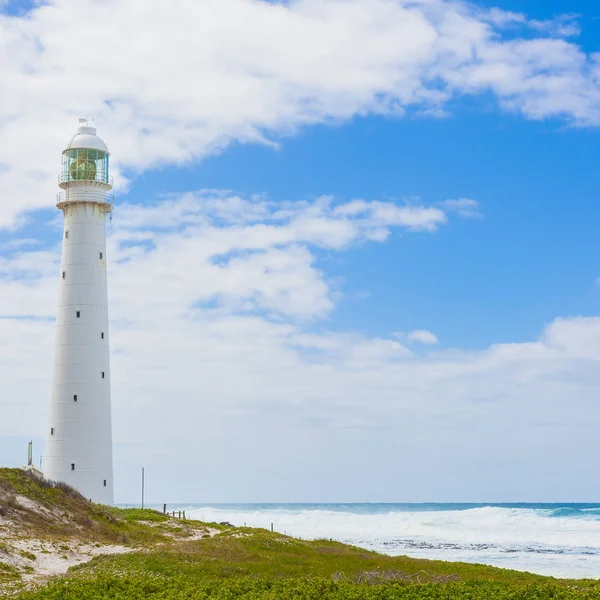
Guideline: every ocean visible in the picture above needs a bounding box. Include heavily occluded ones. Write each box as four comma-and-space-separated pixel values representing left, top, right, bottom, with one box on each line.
161, 503, 600, 579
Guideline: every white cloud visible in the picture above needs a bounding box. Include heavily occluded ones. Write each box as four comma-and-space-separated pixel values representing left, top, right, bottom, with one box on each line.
0, 0, 599, 227
407, 330, 439, 345
1, 191, 600, 501
541, 317, 600, 360
439, 198, 483, 219
108, 192, 449, 321
482, 9, 581, 37
0, 238, 40, 251
1, 0, 599, 500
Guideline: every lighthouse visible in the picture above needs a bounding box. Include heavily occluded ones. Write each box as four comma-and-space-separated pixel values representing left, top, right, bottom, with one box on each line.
45, 120, 114, 504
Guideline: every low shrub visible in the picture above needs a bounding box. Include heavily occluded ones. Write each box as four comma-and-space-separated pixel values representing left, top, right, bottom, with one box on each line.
14, 575, 600, 599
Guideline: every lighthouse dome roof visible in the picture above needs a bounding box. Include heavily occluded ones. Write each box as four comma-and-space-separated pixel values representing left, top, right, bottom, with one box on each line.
64, 121, 109, 155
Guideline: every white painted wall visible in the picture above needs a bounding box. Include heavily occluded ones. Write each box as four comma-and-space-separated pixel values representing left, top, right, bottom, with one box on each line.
45, 183, 114, 505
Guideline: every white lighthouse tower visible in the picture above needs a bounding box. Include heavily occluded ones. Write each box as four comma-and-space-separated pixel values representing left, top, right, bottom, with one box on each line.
45, 120, 114, 505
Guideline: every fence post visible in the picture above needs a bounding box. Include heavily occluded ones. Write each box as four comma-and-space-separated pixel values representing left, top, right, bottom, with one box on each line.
163, 503, 166, 514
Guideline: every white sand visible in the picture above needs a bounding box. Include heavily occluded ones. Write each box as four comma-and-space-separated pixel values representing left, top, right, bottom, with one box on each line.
10, 538, 132, 581
0, 491, 219, 589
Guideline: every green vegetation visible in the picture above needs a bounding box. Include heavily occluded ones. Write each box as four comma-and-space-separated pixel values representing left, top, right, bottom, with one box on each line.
18, 551, 36, 561
0, 560, 20, 584
2, 468, 599, 599
68, 531, 548, 586
14, 530, 600, 599
115, 508, 171, 523
0, 468, 208, 547
15, 577, 600, 600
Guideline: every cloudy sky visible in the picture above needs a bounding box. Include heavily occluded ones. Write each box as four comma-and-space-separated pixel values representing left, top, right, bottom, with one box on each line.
1, 0, 599, 503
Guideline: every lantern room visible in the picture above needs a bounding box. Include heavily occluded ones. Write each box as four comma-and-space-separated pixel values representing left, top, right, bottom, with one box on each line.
59, 120, 111, 187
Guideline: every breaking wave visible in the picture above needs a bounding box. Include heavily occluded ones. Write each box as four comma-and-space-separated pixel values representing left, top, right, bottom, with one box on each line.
180, 503, 600, 579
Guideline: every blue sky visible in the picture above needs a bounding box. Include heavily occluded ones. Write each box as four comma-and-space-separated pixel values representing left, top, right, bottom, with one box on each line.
1, 0, 600, 502
180, 111, 600, 349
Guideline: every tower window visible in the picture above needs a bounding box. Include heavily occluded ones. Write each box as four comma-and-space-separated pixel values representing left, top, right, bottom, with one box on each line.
101, 372, 105, 379
50, 427, 54, 435
103, 480, 107, 487
99, 251, 103, 260
65, 230, 69, 239
62, 271, 66, 279
76, 311, 81, 318
71, 463, 75, 471
73, 394, 78, 402
101, 332, 104, 339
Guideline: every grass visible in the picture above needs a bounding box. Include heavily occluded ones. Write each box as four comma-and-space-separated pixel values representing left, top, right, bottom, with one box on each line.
76, 530, 600, 587
114, 508, 171, 523
0, 560, 20, 584
15, 577, 600, 600
2, 468, 600, 599
14, 530, 600, 599
0, 467, 216, 593
18, 551, 36, 561
0, 468, 210, 547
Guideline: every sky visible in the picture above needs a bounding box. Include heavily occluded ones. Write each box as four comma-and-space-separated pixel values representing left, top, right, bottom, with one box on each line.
0, 0, 599, 504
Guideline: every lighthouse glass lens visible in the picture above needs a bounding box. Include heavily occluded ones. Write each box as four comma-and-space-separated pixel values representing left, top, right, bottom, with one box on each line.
70, 155, 97, 180
63, 149, 108, 183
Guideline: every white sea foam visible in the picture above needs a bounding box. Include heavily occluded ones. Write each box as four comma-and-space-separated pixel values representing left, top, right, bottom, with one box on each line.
183, 505, 600, 578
